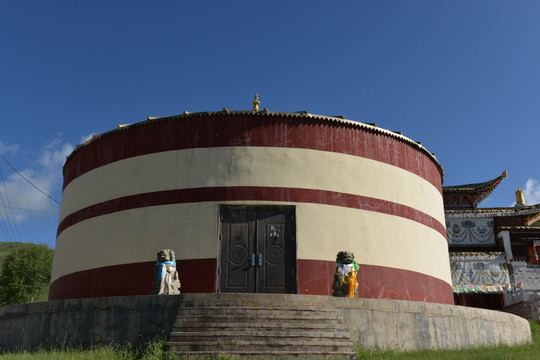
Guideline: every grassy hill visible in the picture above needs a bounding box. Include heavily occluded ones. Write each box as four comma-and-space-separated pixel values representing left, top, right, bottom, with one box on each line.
0, 242, 22, 268
0, 242, 53, 303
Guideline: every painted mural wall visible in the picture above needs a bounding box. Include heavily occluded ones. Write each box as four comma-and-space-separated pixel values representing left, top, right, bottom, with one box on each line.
450, 253, 510, 293
446, 217, 495, 246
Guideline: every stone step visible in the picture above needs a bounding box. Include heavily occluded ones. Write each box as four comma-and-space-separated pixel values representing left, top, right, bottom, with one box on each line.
176, 310, 341, 317
176, 312, 342, 323
177, 293, 337, 308
168, 335, 353, 345
167, 339, 354, 352
175, 316, 343, 325
177, 305, 341, 314
165, 349, 357, 359
173, 321, 349, 331
169, 330, 351, 340
167, 294, 355, 358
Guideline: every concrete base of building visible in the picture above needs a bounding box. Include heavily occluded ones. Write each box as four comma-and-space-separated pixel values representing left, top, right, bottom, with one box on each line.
0, 294, 532, 353
330, 296, 532, 351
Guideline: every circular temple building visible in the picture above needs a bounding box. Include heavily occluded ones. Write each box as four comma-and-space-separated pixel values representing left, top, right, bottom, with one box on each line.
50, 103, 453, 304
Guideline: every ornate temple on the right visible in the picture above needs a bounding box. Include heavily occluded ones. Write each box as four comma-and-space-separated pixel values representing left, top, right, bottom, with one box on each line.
444, 171, 540, 319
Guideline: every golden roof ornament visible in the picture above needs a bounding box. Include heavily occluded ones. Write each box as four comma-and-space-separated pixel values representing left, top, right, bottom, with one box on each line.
515, 188, 526, 207
252, 93, 260, 112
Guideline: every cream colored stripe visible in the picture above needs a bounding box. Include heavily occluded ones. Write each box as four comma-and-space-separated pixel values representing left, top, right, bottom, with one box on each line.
52, 202, 220, 282
60, 147, 444, 225
296, 204, 451, 285
51, 202, 451, 286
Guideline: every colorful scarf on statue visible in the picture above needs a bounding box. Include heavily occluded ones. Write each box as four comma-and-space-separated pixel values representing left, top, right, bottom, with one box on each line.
336, 261, 359, 276
155, 260, 176, 280
335, 261, 359, 298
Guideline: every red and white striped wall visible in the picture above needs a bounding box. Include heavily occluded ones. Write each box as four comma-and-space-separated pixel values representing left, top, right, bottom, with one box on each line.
50, 112, 453, 304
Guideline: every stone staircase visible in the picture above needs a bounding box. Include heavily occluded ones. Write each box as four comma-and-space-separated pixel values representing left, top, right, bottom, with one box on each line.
167, 293, 356, 358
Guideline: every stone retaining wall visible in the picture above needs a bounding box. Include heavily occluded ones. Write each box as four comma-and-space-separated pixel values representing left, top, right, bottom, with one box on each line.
0, 295, 182, 351
330, 297, 532, 351
0, 294, 532, 352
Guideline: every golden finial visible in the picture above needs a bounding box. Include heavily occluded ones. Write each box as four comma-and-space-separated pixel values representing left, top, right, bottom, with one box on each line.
252, 93, 260, 112
516, 188, 525, 207
501, 170, 508, 178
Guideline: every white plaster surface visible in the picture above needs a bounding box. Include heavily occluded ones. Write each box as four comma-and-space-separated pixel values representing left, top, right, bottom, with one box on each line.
51, 202, 450, 285
59, 147, 444, 225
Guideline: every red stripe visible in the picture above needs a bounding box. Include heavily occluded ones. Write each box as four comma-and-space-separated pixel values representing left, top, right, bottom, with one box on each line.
57, 186, 446, 238
48, 259, 216, 301
63, 114, 443, 192
297, 259, 454, 304
48, 258, 453, 304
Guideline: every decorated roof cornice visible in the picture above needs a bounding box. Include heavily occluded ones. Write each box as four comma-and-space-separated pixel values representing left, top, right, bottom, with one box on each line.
443, 171, 507, 209
496, 225, 540, 234
443, 171, 507, 193
446, 203, 540, 218
449, 251, 504, 256
526, 212, 540, 225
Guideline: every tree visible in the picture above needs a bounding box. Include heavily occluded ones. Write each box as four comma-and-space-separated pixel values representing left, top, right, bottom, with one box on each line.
0, 243, 54, 305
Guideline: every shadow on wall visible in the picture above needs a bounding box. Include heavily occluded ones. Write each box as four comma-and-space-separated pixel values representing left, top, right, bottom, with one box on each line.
0, 295, 182, 351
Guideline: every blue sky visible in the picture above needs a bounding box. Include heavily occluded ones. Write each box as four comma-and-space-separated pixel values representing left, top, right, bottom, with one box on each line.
1, 1, 540, 248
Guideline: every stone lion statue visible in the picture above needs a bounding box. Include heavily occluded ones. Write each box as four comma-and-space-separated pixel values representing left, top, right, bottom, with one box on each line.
152, 249, 181, 295
332, 251, 358, 298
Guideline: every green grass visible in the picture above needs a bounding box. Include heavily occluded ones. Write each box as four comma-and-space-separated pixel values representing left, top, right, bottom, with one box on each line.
0, 338, 172, 360
0, 322, 538, 360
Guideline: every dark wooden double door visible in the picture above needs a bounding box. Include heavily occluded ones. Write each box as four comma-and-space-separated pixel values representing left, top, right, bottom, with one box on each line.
219, 206, 296, 293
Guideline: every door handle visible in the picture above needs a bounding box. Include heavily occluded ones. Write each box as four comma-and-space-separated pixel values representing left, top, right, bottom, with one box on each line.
258, 253, 263, 267
250, 253, 256, 266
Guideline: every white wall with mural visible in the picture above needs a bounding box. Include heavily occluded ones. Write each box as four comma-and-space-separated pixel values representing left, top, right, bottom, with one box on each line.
450, 253, 510, 293
446, 217, 495, 246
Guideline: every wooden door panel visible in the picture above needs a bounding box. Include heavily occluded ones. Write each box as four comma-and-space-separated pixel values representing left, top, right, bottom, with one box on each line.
220, 206, 296, 294
220, 210, 255, 293
226, 223, 251, 288
258, 218, 287, 292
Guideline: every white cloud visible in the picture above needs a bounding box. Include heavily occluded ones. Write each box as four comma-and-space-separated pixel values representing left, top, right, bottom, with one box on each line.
0, 136, 74, 225
80, 134, 93, 144
523, 179, 540, 205
0, 141, 20, 157
38, 137, 73, 169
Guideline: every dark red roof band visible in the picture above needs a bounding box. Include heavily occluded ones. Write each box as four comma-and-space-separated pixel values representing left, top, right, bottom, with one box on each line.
63, 114, 443, 192
57, 186, 446, 239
